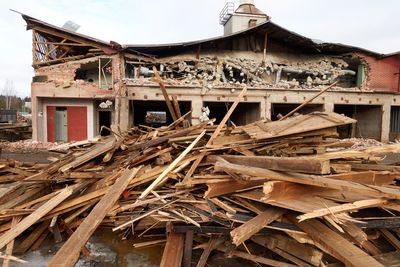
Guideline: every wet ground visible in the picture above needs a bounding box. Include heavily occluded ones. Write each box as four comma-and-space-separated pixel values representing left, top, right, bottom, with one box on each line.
12, 230, 163, 267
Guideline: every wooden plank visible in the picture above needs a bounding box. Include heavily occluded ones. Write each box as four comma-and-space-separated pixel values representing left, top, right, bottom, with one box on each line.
279, 81, 337, 121
182, 230, 193, 267
230, 207, 284, 246
243, 112, 355, 141
196, 237, 224, 267
0, 186, 74, 250
159, 232, 185, 267
2, 217, 20, 267
208, 86, 247, 147
214, 160, 400, 199
342, 222, 381, 256
297, 199, 387, 222
209, 155, 330, 174
216, 245, 297, 267
288, 215, 384, 267
381, 229, 400, 251
138, 130, 205, 200
252, 234, 323, 266
47, 167, 140, 267
172, 95, 182, 118
59, 137, 116, 173
14, 220, 49, 254
182, 86, 247, 182
153, 66, 178, 121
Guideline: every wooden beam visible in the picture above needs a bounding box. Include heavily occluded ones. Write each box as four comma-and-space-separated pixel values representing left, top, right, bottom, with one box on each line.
182, 230, 193, 267
230, 207, 284, 246
160, 232, 185, 267
0, 186, 74, 250
137, 130, 205, 200
207, 86, 247, 147
288, 215, 384, 267
209, 155, 330, 174
214, 160, 400, 199
153, 66, 178, 121
47, 168, 140, 267
297, 199, 387, 221
279, 81, 337, 121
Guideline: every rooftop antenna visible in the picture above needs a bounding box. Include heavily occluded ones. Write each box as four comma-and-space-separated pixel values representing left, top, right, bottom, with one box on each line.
62, 20, 80, 32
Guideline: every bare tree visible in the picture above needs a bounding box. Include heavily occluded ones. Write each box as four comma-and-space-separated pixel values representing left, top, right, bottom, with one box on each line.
2, 80, 16, 109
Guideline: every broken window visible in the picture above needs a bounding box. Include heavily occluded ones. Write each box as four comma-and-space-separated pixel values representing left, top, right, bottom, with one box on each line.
74, 58, 113, 89
204, 102, 260, 125
334, 104, 381, 140
390, 106, 400, 141
131, 100, 191, 126
271, 103, 323, 121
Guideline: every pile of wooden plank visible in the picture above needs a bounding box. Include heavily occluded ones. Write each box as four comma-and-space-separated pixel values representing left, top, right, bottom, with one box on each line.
2, 108, 400, 266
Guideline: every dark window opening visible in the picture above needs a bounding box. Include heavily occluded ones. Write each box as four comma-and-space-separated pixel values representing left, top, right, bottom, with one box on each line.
203, 102, 260, 126
334, 104, 381, 140
99, 111, 111, 136
390, 106, 400, 141
271, 103, 323, 121
131, 100, 191, 126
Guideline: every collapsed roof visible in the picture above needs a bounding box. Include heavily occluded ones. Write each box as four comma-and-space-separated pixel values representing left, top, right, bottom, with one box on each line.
19, 12, 397, 59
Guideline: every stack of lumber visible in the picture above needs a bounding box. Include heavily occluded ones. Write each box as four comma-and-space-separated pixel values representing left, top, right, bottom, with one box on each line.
1, 110, 400, 267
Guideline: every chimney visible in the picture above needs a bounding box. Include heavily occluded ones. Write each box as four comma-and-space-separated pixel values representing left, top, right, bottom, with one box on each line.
220, 1, 269, 36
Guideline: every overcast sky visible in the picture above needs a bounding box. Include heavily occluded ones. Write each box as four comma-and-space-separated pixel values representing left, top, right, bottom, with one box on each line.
1, 0, 399, 97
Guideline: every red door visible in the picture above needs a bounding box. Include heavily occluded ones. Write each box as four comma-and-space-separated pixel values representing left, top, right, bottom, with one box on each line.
47, 106, 56, 142
67, 106, 87, 141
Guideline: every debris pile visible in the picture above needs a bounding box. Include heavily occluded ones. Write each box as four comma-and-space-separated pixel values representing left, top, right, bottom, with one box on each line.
125, 55, 360, 90
0, 140, 58, 152
1, 109, 400, 266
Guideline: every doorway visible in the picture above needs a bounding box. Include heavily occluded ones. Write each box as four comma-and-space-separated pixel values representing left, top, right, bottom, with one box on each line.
55, 107, 67, 142
99, 111, 111, 136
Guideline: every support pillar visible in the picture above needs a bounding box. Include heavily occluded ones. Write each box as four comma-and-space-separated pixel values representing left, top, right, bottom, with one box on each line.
381, 104, 390, 143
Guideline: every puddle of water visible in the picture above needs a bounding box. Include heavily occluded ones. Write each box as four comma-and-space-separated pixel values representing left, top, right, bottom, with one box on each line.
95, 228, 164, 267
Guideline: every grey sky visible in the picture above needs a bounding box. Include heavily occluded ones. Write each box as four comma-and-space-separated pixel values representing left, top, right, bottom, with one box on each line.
1, 0, 399, 97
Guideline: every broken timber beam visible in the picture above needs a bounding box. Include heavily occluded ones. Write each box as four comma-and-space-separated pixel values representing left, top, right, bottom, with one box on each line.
230, 207, 284, 246
287, 215, 384, 267
208, 155, 331, 174
153, 66, 178, 121
0, 186, 74, 250
214, 160, 400, 200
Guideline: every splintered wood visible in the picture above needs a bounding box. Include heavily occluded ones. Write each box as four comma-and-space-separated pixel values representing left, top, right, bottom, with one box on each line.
1, 110, 400, 266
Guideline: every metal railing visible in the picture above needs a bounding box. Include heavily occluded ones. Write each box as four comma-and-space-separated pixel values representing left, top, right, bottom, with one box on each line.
219, 2, 235, 25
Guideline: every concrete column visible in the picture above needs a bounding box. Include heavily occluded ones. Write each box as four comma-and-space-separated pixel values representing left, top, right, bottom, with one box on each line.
323, 102, 334, 112
265, 97, 272, 120
381, 104, 390, 143
112, 53, 130, 131
31, 95, 38, 141
260, 97, 267, 120
119, 97, 130, 130
191, 96, 203, 125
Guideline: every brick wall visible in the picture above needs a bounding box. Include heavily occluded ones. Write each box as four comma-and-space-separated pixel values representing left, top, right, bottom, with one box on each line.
362, 54, 400, 92
35, 62, 81, 82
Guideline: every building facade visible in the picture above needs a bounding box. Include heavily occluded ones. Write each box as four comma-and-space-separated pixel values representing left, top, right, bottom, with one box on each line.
20, 1, 400, 143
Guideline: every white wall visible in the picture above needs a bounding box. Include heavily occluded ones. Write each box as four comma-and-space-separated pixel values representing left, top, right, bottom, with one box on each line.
39, 98, 95, 142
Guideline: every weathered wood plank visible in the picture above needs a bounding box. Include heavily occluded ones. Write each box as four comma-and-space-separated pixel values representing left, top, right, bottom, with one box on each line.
230, 207, 284, 246
160, 232, 185, 267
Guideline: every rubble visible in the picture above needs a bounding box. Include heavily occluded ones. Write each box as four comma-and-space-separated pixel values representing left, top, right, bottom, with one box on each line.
125, 53, 362, 91
0, 140, 58, 152
1, 101, 400, 266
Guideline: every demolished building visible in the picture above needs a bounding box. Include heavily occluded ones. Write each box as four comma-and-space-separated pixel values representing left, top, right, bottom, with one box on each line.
19, 0, 400, 143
